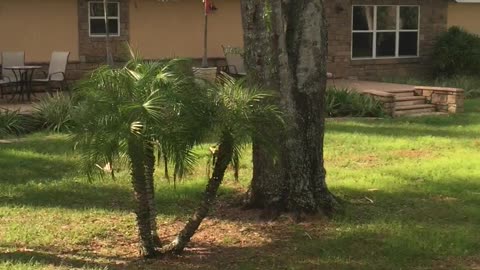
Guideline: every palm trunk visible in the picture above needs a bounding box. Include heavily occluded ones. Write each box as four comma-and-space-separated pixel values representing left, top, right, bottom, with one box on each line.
163, 153, 170, 183
232, 154, 239, 182
160, 132, 234, 254
144, 141, 162, 247
127, 136, 157, 258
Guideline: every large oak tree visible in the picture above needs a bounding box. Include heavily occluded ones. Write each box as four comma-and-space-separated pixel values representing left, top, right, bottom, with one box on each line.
241, 0, 339, 218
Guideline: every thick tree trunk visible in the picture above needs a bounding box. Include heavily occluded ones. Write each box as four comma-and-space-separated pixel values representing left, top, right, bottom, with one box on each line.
241, 0, 286, 213
127, 136, 157, 258
241, 0, 339, 217
160, 133, 234, 254
144, 141, 162, 247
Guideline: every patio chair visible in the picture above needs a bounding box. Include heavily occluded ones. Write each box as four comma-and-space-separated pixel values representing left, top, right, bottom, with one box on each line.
33, 51, 70, 95
221, 45, 246, 78
0, 51, 25, 99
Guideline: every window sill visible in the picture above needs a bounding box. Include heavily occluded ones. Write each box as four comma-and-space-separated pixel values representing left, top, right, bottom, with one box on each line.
350, 57, 420, 65
89, 35, 121, 38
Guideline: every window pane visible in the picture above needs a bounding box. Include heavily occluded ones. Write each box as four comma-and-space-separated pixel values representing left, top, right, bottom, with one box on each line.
108, 19, 119, 34
90, 3, 104, 17
399, 32, 418, 56
90, 19, 119, 35
353, 6, 374, 30
376, 32, 396, 57
90, 2, 118, 17
377, 6, 397, 30
352, 33, 373, 58
400, 7, 419, 30
108, 3, 118, 17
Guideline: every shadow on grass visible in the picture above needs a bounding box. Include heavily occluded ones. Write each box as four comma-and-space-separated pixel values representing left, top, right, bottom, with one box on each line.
0, 249, 123, 270
0, 150, 77, 185
1, 174, 479, 270
333, 174, 480, 228
2, 133, 76, 155
0, 243, 364, 270
0, 178, 240, 218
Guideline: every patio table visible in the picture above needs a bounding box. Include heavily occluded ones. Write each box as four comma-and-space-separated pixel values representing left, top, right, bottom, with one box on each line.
4, 65, 42, 102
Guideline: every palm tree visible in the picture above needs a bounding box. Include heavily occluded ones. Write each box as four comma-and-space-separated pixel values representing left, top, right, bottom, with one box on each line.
72, 58, 210, 257
160, 75, 283, 254
73, 58, 280, 257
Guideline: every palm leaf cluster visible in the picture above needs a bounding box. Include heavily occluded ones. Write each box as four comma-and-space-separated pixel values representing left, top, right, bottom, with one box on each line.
73, 59, 210, 179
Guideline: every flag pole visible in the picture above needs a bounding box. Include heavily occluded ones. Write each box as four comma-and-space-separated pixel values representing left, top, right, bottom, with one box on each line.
103, 0, 114, 66
201, 2, 209, 68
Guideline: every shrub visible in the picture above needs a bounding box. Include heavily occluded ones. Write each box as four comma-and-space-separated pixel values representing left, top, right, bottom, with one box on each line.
434, 75, 480, 98
0, 110, 28, 138
32, 93, 75, 132
325, 87, 385, 117
432, 27, 480, 77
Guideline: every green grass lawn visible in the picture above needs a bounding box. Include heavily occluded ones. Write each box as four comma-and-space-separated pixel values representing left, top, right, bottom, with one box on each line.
1, 100, 480, 270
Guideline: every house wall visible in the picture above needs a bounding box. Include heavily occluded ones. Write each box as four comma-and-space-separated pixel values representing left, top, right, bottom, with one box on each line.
0, 0, 447, 81
0, 0, 79, 63
326, 0, 449, 79
448, 2, 480, 35
129, 0, 243, 60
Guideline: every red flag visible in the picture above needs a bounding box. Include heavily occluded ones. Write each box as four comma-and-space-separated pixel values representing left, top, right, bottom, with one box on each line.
204, 0, 212, 15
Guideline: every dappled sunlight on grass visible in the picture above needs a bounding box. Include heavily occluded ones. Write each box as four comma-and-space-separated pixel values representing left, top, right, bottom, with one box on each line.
1, 99, 479, 269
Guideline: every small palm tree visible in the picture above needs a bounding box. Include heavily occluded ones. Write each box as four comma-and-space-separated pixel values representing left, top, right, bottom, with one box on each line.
72, 58, 210, 257
160, 75, 283, 254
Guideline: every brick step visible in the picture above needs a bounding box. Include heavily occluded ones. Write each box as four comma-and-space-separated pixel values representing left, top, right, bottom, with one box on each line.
394, 104, 436, 116
394, 96, 426, 106
387, 89, 416, 97
397, 112, 449, 117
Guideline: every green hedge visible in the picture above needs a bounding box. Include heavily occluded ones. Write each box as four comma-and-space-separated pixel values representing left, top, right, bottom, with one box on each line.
433, 27, 480, 77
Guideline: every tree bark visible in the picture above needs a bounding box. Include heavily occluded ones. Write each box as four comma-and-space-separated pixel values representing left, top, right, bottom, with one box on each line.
241, 0, 286, 213
144, 141, 162, 247
127, 136, 158, 258
241, 0, 339, 217
160, 132, 234, 254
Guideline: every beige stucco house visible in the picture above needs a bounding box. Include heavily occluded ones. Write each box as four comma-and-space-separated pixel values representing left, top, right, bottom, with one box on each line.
448, 0, 480, 35
0, 0, 478, 80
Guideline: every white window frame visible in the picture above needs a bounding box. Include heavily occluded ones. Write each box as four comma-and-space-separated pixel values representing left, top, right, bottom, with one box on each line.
351, 5, 420, 60
88, 1, 120, 37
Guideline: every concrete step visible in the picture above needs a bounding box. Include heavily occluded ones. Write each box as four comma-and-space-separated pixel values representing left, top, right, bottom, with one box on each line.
394, 104, 436, 116
394, 96, 426, 106
387, 89, 416, 97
